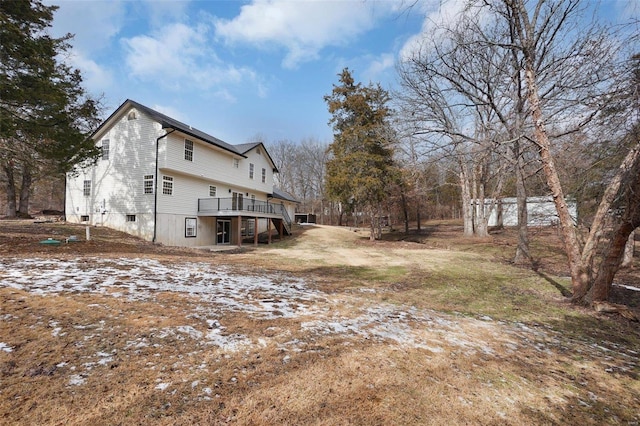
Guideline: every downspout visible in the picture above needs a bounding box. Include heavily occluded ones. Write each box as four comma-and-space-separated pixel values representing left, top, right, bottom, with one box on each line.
153, 128, 176, 243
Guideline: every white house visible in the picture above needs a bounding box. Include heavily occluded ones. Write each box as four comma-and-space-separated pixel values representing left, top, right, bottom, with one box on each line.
66, 99, 296, 247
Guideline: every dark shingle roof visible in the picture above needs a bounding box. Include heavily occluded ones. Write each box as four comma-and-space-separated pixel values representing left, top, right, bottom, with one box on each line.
126, 100, 244, 157
271, 188, 299, 203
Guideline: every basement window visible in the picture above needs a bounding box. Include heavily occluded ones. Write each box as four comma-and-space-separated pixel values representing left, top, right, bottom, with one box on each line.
126, 214, 136, 222
185, 217, 197, 237
80, 215, 89, 222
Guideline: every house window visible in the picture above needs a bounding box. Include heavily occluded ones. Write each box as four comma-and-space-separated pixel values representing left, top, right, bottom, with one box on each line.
184, 139, 193, 161
256, 147, 262, 155
261, 168, 266, 183
101, 140, 110, 160
127, 111, 137, 120
126, 214, 136, 222
249, 163, 254, 179
162, 176, 173, 195
83, 180, 91, 197
185, 218, 197, 237
233, 158, 239, 168
80, 215, 89, 222
209, 185, 217, 197
144, 175, 154, 194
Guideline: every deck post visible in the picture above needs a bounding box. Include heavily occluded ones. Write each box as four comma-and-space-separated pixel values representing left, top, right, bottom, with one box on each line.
267, 217, 272, 244
279, 220, 283, 240
237, 215, 242, 247
254, 217, 259, 245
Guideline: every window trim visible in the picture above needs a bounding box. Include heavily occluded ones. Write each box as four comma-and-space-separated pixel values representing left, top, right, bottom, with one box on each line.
144, 174, 154, 194
162, 175, 174, 195
101, 139, 110, 161
185, 217, 197, 238
261, 168, 266, 183
249, 163, 254, 179
83, 180, 91, 197
184, 139, 194, 162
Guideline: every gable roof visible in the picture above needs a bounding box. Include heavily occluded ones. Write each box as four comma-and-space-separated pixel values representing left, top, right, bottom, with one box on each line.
271, 187, 299, 203
93, 99, 279, 171
235, 141, 279, 173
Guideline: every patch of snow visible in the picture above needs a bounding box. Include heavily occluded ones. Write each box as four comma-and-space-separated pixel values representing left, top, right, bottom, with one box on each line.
155, 382, 171, 391
69, 374, 86, 386
0, 342, 13, 352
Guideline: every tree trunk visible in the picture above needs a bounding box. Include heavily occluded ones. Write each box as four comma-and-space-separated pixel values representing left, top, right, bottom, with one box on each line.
18, 164, 33, 217
2, 162, 17, 217
589, 222, 638, 302
621, 229, 635, 268
460, 165, 474, 236
513, 158, 531, 265
400, 192, 409, 234
523, 61, 590, 301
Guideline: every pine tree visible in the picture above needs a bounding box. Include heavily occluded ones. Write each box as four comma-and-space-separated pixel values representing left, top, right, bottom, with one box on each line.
324, 68, 398, 240
0, 0, 101, 217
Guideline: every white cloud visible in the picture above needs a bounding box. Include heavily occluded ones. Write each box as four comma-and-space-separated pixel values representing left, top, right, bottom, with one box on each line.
67, 52, 114, 96
364, 53, 396, 81
122, 22, 259, 97
214, 0, 401, 68
399, 0, 470, 61
44, 0, 126, 53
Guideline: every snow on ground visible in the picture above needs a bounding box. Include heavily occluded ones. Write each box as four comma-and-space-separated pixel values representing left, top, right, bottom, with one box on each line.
2, 256, 634, 369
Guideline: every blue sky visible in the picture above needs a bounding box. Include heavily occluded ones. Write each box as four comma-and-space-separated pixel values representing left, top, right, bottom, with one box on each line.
44, 0, 637, 145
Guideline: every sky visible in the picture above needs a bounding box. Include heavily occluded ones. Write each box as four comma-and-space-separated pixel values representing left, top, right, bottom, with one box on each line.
43, 0, 637, 145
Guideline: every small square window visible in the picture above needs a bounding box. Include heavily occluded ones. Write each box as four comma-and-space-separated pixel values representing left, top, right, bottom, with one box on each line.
162, 176, 173, 195
185, 217, 197, 237
184, 139, 193, 161
144, 175, 154, 194
80, 215, 89, 222
83, 180, 91, 197
261, 168, 266, 183
233, 158, 239, 168
126, 214, 136, 222
249, 163, 254, 179
101, 140, 110, 160
209, 185, 217, 197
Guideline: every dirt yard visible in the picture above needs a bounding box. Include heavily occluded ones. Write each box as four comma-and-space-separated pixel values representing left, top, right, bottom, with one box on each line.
0, 220, 639, 425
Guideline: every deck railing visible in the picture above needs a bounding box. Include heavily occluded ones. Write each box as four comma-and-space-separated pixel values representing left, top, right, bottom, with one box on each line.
198, 197, 292, 230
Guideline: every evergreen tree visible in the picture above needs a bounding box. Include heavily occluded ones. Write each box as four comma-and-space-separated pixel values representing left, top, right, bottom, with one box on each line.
0, 0, 101, 217
324, 68, 397, 240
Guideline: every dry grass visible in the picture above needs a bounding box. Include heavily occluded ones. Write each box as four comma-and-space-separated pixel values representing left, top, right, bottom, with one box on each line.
1, 220, 639, 425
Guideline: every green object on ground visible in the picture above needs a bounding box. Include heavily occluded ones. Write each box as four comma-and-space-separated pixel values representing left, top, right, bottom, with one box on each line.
39, 238, 61, 246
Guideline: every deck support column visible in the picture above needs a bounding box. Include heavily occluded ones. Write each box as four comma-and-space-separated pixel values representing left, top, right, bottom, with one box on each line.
254, 217, 259, 246
267, 218, 272, 244
237, 215, 242, 247
279, 220, 283, 240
